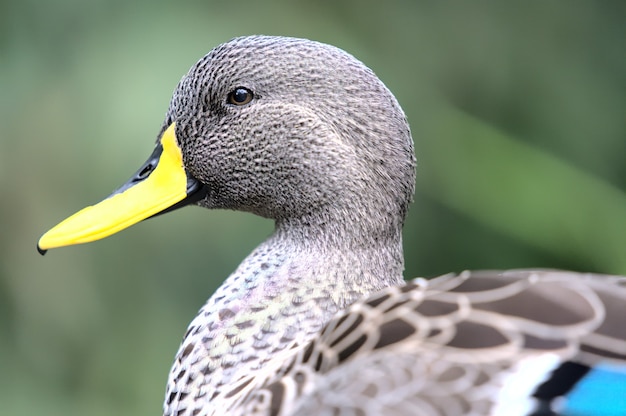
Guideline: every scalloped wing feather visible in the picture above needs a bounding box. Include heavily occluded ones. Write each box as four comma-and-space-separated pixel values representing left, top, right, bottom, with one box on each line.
240, 270, 626, 416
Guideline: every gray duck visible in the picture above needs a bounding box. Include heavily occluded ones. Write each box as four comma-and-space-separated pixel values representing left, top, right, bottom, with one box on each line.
39, 36, 626, 416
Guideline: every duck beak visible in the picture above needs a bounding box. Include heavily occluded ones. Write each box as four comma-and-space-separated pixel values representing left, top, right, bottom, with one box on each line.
37, 123, 206, 254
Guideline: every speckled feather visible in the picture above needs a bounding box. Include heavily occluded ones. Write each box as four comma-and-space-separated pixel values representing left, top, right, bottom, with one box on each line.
152, 36, 626, 415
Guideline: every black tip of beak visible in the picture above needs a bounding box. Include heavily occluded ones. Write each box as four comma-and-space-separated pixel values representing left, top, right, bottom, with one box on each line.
37, 245, 47, 256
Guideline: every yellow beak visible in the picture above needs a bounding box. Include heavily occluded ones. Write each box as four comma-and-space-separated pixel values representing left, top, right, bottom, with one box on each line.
38, 123, 203, 254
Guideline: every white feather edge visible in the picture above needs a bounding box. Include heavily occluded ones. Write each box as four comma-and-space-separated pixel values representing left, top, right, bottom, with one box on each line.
491, 353, 562, 416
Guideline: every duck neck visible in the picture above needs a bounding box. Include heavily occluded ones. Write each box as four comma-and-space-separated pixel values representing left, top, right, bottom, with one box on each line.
272, 214, 406, 293
274, 217, 405, 298
208, 217, 406, 324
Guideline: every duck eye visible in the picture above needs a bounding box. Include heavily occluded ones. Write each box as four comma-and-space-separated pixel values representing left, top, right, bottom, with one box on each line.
227, 87, 254, 106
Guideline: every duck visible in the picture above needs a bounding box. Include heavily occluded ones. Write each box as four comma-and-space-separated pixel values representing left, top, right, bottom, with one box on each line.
38, 36, 626, 416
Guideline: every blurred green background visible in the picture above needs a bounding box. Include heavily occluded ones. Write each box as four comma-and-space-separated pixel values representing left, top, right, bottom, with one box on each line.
1, 1, 625, 414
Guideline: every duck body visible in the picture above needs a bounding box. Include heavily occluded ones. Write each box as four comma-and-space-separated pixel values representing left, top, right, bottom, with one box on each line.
38, 36, 626, 416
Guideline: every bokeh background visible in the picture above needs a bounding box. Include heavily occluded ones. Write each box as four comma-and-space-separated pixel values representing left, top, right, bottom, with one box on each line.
2, 1, 624, 414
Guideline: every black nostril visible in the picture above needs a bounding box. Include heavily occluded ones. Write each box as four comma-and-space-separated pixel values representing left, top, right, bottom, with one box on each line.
135, 164, 154, 181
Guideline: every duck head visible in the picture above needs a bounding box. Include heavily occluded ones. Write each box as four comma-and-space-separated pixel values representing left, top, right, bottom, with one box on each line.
38, 36, 416, 253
